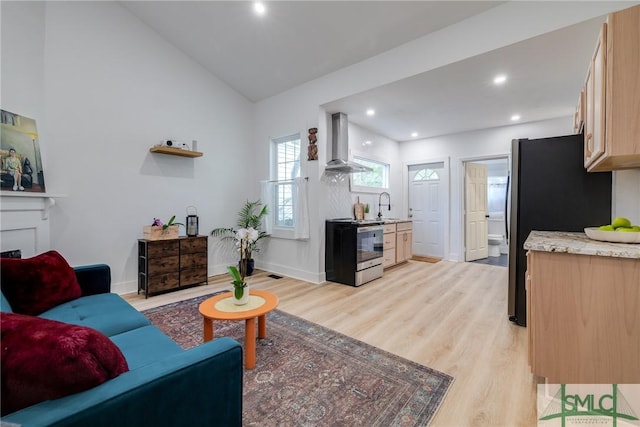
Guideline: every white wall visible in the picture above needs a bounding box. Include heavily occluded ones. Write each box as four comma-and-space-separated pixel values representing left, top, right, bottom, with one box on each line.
4, 2, 637, 289
2, 2, 255, 293
400, 116, 573, 261
613, 170, 640, 225
253, 2, 630, 281
349, 123, 402, 220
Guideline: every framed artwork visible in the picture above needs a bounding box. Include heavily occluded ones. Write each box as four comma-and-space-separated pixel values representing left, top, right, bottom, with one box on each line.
1, 109, 45, 193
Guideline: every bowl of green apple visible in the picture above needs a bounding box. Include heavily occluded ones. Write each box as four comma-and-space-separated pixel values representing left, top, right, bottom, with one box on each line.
584, 217, 640, 243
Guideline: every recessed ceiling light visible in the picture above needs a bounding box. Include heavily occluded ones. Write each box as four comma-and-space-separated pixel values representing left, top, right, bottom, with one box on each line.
366, 109, 375, 116
411, 132, 418, 138
511, 114, 521, 121
493, 74, 507, 85
253, 2, 266, 15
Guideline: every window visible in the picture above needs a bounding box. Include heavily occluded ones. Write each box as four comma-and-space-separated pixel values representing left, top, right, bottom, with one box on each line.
272, 134, 300, 228
350, 156, 389, 193
413, 168, 440, 181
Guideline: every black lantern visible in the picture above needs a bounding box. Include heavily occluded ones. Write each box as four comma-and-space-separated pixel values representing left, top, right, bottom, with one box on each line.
186, 206, 199, 237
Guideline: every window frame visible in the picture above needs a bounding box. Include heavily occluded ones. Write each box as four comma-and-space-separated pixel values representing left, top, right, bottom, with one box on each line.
270, 133, 301, 232
349, 156, 390, 193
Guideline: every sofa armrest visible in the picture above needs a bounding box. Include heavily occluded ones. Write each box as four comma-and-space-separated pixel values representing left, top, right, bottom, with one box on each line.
73, 264, 111, 296
1, 337, 243, 427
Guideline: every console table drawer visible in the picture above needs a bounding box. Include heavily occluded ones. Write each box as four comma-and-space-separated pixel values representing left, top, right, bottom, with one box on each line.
181, 252, 207, 269
181, 237, 207, 253
181, 268, 207, 286
148, 273, 180, 293
148, 256, 179, 274
146, 240, 179, 257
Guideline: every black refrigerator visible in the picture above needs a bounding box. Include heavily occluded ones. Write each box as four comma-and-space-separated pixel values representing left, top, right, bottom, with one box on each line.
507, 134, 612, 326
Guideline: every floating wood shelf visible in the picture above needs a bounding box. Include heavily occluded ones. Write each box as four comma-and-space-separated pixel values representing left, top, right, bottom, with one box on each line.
150, 146, 203, 158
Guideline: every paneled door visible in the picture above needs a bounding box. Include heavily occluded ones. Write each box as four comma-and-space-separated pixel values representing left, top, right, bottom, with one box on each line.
409, 165, 443, 258
465, 162, 488, 261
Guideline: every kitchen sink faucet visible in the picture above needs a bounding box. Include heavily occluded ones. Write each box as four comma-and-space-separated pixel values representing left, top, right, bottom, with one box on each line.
377, 192, 391, 219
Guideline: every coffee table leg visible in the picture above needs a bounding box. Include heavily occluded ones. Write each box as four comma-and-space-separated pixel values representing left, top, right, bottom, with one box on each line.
203, 318, 214, 342
258, 314, 267, 339
245, 317, 256, 369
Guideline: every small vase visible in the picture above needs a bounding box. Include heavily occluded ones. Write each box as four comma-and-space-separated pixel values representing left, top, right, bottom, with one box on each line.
233, 284, 250, 305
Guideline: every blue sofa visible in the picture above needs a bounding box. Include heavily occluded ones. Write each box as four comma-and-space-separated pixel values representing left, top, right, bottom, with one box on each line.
0, 264, 243, 427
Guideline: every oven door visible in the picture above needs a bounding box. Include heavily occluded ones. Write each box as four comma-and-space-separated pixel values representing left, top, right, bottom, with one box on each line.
356, 225, 383, 269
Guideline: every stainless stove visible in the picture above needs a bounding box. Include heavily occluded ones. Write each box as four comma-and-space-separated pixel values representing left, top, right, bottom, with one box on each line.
325, 219, 384, 286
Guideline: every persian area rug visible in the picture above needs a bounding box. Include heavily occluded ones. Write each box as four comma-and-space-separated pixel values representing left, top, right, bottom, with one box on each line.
143, 293, 453, 427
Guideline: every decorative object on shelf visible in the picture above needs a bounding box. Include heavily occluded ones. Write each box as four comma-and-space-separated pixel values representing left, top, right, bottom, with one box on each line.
186, 206, 199, 237
211, 200, 269, 277
143, 215, 183, 240
1, 109, 46, 193
307, 127, 318, 161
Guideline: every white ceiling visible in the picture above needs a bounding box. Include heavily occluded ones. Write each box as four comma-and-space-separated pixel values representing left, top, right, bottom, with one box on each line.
324, 17, 604, 141
121, 1, 502, 101
122, 1, 606, 142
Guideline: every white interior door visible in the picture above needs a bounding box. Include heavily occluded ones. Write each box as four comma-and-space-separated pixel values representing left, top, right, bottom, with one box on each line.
409, 166, 443, 258
465, 162, 488, 261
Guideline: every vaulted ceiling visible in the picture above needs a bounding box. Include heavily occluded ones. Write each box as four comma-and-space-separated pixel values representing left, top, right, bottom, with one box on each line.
123, 1, 612, 140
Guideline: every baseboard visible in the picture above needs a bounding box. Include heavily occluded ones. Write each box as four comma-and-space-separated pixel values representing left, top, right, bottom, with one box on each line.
412, 255, 442, 263
113, 279, 137, 295
255, 261, 324, 284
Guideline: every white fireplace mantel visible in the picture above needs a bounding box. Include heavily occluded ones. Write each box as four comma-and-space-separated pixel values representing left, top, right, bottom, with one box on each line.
0, 192, 66, 257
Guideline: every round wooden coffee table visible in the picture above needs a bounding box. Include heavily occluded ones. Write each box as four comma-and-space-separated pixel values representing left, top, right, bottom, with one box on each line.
198, 289, 279, 369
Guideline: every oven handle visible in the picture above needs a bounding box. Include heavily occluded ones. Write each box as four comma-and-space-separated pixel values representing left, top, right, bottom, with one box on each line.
357, 226, 383, 233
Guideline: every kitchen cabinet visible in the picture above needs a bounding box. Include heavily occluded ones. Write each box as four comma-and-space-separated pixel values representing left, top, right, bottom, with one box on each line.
525, 231, 640, 384
383, 224, 397, 268
583, 24, 606, 168
583, 5, 640, 171
382, 221, 413, 268
138, 236, 208, 298
572, 89, 585, 134
395, 222, 413, 264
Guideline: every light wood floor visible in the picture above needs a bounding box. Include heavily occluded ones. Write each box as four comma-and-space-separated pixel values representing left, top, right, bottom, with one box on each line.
126, 260, 537, 426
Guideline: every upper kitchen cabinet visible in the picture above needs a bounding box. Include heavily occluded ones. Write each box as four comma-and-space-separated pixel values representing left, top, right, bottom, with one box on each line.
584, 5, 640, 172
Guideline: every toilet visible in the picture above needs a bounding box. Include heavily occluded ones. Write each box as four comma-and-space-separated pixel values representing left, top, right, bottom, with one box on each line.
488, 234, 503, 257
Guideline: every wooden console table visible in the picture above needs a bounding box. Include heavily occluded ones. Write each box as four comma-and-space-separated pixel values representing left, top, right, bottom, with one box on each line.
138, 235, 208, 298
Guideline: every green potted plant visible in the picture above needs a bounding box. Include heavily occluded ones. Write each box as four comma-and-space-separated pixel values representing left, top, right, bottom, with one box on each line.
211, 200, 269, 276
225, 226, 260, 305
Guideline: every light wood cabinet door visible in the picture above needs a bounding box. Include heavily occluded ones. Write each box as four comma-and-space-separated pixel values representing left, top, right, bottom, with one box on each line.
396, 230, 413, 263
528, 250, 640, 384
586, 5, 640, 171
584, 24, 606, 168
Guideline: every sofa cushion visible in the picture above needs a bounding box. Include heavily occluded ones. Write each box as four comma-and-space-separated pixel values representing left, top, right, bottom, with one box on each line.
0, 250, 82, 315
1, 312, 129, 416
1, 292, 12, 313
39, 293, 151, 337
109, 325, 184, 370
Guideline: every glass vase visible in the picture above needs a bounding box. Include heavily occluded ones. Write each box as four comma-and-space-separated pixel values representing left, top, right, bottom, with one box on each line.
233, 284, 250, 305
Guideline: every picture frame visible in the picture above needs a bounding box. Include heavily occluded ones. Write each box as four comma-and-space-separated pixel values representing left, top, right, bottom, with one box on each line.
0, 109, 45, 193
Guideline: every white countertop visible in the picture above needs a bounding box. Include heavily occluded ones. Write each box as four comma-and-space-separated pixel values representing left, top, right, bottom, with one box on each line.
524, 230, 640, 259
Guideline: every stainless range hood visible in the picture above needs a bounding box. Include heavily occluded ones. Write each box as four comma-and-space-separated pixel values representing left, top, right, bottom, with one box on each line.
324, 112, 372, 174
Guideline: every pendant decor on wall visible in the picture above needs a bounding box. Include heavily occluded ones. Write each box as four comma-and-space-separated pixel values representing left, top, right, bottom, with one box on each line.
307, 127, 318, 161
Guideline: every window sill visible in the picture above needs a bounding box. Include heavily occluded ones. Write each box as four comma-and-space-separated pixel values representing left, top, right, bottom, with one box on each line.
270, 227, 296, 240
